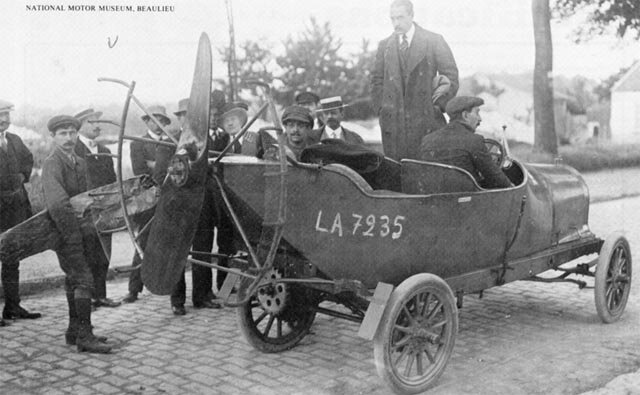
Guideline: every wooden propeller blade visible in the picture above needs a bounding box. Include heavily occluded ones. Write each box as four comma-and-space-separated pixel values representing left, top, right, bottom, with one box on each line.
141, 33, 213, 295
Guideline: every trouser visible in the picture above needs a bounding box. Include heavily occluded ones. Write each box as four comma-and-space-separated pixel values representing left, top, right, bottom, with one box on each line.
88, 232, 111, 300
55, 221, 95, 298
1, 258, 21, 308
128, 209, 154, 294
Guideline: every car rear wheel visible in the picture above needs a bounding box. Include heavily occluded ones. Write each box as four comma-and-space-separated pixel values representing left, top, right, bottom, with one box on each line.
373, 274, 458, 394
595, 232, 632, 323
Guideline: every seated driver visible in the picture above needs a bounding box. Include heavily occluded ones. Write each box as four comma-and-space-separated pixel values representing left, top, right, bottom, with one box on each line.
419, 96, 512, 189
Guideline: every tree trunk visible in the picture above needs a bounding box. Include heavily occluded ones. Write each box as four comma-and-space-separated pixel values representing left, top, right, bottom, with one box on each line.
532, 0, 558, 155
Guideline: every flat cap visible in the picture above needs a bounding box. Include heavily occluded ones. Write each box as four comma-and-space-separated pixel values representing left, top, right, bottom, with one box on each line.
174, 98, 189, 115
281, 105, 313, 125
74, 108, 103, 123
47, 115, 81, 132
295, 91, 320, 105
0, 99, 15, 114
445, 96, 484, 117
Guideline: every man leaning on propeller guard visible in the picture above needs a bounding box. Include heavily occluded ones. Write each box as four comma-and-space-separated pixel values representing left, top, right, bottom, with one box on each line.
41, 115, 113, 353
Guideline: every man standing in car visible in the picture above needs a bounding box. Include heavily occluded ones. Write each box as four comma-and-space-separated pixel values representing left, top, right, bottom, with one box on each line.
371, 0, 458, 161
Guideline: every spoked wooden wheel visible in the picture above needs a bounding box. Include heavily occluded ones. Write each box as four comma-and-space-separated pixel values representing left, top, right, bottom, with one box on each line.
595, 232, 632, 323
236, 269, 317, 353
374, 274, 458, 394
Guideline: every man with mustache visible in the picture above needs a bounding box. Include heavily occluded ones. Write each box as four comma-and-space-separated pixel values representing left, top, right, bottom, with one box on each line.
308, 96, 364, 145
42, 115, 111, 353
262, 105, 314, 161
0, 100, 40, 326
419, 96, 512, 189
371, 0, 458, 161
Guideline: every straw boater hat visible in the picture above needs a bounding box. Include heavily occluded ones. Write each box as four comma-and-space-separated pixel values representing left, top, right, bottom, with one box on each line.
221, 102, 249, 127
74, 108, 103, 124
174, 98, 189, 116
317, 96, 349, 112
141, 105, 171, 124
0, 100, 15, 114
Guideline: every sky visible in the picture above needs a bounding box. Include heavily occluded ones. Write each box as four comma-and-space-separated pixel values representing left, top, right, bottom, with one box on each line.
2, 0, 639, 111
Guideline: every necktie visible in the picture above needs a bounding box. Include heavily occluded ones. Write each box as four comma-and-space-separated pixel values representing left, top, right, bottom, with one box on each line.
0, 133, 6, 152
400, 34, 409, 62
233, 140, 242, 154
88, 140, 96, 148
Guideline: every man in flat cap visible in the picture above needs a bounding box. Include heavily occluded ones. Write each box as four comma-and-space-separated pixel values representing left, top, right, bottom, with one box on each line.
262, 105, 315, 161
295, 91, 323, 129
419, 96, 512, 189
221, 101, 259, 155
122, 105, 173, 304
308, 96, 364, 145
371, 0, 458, 160
73, 109, 120, 309
42, 115, 111, 353
0, 100, 41, 326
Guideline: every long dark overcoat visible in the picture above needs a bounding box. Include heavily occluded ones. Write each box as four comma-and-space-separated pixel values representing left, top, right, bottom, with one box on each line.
371, 23, 458, 160
0, 132, 33, 231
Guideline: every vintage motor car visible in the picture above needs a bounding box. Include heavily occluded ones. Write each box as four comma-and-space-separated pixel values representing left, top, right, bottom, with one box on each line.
0, 33, 631, 394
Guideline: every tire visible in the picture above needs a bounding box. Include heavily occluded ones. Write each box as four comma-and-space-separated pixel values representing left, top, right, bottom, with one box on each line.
374, 274, 458, 394
236, 273, 317, 353
595, 232, 632, 323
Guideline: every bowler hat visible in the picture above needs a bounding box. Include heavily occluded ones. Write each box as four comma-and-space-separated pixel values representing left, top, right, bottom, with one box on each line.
317, 96, 348, 112
0, 100, 14, 114
445, 96, 484, 117
281, 105, 313, 125
74, 108, 103, 124
47, 115, 81, 132
221, 102, 249, 127
174, 98, 189, 116
295, 91, 320, 105
210, 90, 226, 112
141, 105, 171, 124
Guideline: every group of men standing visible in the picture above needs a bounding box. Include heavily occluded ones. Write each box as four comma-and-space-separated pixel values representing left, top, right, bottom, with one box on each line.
0, 0, 512, 355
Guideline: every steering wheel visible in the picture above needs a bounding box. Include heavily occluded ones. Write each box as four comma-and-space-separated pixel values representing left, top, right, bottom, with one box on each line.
484, 138, 504, 167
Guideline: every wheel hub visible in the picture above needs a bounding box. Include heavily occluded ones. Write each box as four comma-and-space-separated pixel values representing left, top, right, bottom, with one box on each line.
256, 269, 287, 314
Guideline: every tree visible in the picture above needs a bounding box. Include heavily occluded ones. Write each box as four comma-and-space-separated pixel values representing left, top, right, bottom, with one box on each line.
533, 0, 558, 154
593, 66, 631, 102
553, 0, 640, 41
275, 17, 350, 104
216, 39, 276, 95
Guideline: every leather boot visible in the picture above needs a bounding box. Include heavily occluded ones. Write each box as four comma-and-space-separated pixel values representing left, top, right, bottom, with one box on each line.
75, 298, 111, 354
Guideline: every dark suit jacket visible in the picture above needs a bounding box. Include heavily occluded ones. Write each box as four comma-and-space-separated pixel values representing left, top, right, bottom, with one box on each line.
130, 133, 158, 178
42, 148, 88, 242
74, 140, 116, 190
419, 120, 512, 189
308, 126, 365, 146
0, 132, 33, 230
371, 23, 458, 160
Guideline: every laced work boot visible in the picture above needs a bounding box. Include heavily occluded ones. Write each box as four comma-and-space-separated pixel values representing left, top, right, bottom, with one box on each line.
75, 298, 111, 354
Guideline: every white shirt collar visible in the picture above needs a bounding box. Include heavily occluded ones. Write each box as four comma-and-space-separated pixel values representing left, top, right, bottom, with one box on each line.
78, 135, 98, 153
322, 125, 343, 140
399, 23, 415, 46
147, 130, 161, 141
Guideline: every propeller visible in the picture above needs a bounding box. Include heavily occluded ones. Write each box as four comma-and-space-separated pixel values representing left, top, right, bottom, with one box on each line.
141, 33, 212, 295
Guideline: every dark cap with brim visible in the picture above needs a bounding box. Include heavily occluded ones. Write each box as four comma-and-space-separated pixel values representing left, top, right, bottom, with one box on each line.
48, 115, 81, 132
295, 91, 320, 105
445, 96, 484, 117
281, 105, 314, 125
